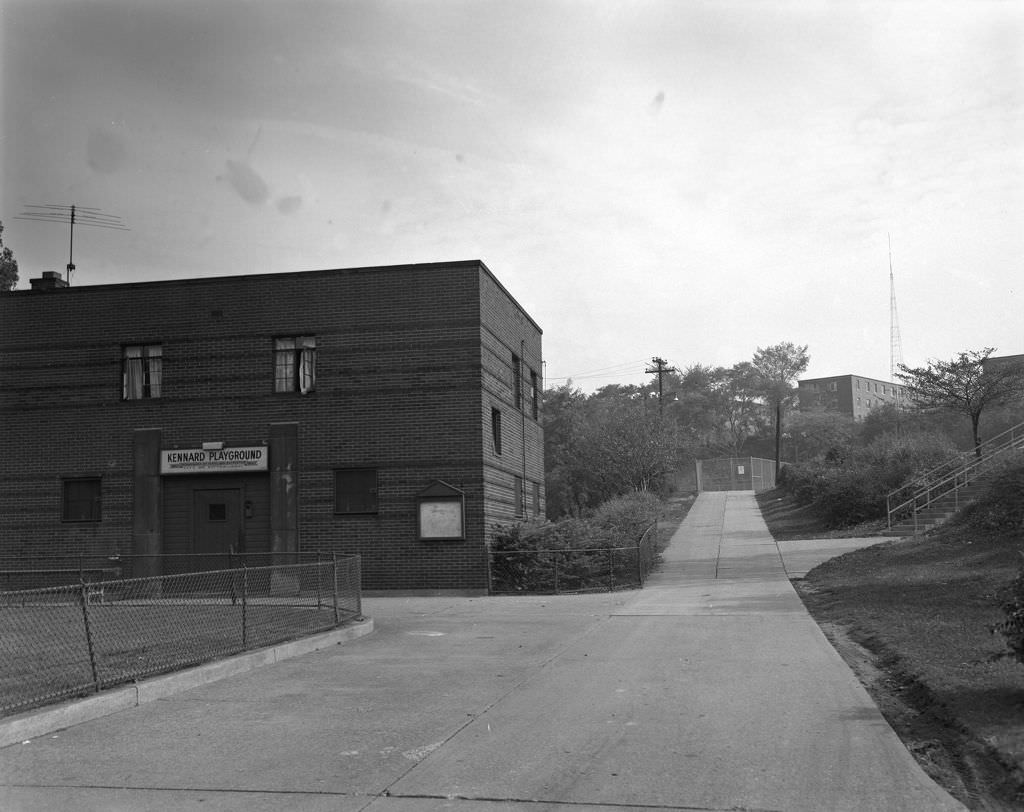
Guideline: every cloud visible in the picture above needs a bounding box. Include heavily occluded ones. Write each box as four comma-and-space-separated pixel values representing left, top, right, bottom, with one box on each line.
86, 129, 127, 173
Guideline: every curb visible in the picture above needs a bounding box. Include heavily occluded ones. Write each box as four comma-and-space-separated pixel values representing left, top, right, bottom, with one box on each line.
0, 617, 374, 749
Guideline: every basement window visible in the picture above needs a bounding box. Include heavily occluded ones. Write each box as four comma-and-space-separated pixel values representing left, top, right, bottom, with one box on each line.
63, 478, 101, 522
334, 468, 378, 514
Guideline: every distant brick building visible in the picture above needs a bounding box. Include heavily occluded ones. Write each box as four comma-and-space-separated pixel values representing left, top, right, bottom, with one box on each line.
0, 260, 544, 593
797, 374, 906, 421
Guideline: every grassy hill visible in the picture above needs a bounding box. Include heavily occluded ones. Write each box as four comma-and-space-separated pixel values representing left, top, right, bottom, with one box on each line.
757, 480, 1024, 810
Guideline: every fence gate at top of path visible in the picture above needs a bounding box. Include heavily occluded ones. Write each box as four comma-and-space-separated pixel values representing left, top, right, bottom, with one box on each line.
695, 457, 776, 493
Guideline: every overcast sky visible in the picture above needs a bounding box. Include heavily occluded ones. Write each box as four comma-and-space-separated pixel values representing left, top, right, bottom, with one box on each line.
2, 0, 1021, 391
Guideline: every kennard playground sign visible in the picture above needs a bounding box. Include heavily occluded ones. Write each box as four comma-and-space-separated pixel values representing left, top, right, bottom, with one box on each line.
160, 446, 268, 474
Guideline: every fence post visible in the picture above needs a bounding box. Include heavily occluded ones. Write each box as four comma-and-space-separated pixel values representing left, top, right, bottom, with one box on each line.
637, 536, 643, 587
553, 551, 559, 595
608, 548, 614, 592
78, 581, 102, 693
241, 564, 248, 650
332, 554, 340, 625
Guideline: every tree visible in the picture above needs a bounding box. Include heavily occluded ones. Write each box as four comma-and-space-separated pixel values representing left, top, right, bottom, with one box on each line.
752, 342, 810, 475
0, 221, 18, 292
897, 348, 1024, 456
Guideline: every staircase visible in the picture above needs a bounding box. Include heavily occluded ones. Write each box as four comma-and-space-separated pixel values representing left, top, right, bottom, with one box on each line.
886, 420, 1024, 536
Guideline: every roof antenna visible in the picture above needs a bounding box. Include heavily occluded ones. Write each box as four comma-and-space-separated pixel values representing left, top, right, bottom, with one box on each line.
14, 204, 129, 286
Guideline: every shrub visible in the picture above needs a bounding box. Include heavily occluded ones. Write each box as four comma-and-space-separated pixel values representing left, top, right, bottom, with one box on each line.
489, 491, 663, 593
992, 555, 1024, 665
776, 430, 958, 528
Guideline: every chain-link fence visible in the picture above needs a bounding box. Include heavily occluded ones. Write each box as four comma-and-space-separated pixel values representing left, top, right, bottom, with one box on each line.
0, 557, 361, 717
489, 522, 659, 595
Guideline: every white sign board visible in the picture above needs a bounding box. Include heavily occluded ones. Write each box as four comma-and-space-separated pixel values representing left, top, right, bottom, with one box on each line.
161, 447, 268, 475
418, 499, 464, 539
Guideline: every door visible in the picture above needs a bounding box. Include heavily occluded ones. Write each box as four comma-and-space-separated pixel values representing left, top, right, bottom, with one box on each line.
193, 489, 242, 568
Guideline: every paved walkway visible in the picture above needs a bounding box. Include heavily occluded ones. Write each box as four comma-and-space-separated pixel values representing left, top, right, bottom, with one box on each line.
0, 492, 963, 811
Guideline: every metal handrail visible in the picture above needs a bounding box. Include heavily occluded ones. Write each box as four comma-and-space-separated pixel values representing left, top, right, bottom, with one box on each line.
887, 423, 1024, 528
885, 419, 1024, 520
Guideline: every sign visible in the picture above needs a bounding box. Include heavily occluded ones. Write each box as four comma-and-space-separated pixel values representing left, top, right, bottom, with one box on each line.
161, 447, 268, 475
418, 500, 464, 539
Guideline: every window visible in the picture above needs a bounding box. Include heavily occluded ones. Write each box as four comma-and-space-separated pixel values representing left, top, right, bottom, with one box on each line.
532, 481, 541, 515
511, 353, 522, 409
514, 476, 524, 517
63, 478, 101, 522
828, 382, 838, 392
334, 468, 378, 514
274, 336, 317, 393
123, 344, 162, 399
530, 369, 539, 419
491, 408, 503, 455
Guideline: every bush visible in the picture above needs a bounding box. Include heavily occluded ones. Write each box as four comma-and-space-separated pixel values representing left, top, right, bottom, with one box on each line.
776, 430, 959, 528
489, 491, 663, 593
992, 555, 1024, 665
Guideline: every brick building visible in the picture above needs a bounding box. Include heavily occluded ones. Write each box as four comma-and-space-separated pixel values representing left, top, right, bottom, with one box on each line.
797, 374, 906, 421
0, 260, 544, 593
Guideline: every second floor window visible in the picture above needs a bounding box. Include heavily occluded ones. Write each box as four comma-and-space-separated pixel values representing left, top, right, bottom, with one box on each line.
492, 408, 503, 455
123, 344, 162, 399
274, 336, 317, 393
511, 353, 522, 409
530, 369, 539, 419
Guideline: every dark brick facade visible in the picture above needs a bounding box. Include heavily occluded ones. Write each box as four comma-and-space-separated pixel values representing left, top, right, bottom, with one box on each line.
0, 260, 544, 593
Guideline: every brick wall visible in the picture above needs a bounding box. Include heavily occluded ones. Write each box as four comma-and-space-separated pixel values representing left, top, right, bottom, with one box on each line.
0, 261, 543, 591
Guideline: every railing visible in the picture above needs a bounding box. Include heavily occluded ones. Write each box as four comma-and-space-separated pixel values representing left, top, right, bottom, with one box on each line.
886, 420, 1024, 529
0, 557, 361, 717
489, 522, 659, 595
0, 552, 326, 592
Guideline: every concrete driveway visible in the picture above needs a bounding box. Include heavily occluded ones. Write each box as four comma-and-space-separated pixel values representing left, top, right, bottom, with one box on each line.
0, 491, 960, 811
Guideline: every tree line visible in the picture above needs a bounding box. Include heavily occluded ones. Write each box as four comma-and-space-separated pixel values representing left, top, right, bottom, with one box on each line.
544, 343, 1024, 522
544, 342, 809, 518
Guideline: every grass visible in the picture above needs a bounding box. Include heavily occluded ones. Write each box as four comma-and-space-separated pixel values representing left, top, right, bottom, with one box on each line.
757, 487, 1024, 810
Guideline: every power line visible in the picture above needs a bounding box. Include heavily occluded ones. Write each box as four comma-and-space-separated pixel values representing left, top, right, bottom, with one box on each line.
15, 203, 129, 286
546, 359, 649, 383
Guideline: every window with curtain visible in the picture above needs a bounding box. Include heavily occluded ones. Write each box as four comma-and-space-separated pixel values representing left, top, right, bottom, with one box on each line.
274, 336, 317, 393
122, 344, 162, 400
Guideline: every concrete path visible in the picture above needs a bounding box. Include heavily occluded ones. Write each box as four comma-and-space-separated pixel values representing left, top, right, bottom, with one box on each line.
0, 492, 961, 811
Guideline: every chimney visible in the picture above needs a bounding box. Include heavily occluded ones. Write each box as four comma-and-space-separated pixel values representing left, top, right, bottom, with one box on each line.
30, 271, 69, 291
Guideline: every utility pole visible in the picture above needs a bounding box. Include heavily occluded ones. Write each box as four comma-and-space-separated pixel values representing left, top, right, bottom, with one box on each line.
645, 356, 677, 415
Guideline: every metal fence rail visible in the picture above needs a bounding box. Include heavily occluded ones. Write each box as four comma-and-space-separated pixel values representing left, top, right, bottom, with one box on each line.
0, 552, 326, 592
0, 557, 361, 717
489, 522, 659, 595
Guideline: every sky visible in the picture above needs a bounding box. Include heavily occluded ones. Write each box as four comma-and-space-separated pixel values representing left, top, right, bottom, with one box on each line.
2, 0, 1021, 392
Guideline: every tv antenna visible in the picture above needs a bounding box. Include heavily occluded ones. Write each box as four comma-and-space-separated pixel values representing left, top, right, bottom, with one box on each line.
14, 204, 129, 286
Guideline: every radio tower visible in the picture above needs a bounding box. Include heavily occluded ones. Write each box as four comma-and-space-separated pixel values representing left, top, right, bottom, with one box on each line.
889, 234, 904, 404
